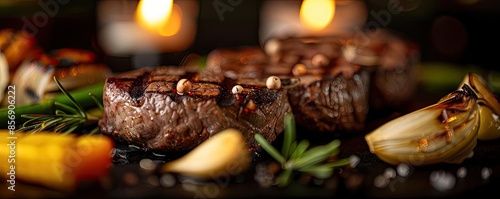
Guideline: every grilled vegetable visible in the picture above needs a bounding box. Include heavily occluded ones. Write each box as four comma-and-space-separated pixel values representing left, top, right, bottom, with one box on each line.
0, 131, 114, 191
365, 73, 500, 166
0, 53, 8, 103
162, 128, 250, 179
458, 73, 500, 141
0, 29, 37, 71
10, 59, 110, 106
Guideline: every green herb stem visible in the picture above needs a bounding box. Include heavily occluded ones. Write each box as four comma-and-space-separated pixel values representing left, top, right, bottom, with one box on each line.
0, 81, 104, 129
53, 77, 87, 118
293, 140, 341, 168
281, 113, 295, 158
255, 133, 286, 164
254, 112, 352, 188
290, 140, 309, 161
276, 168, 293, 188
320, 158, 351, 168
298, 165, 333, 179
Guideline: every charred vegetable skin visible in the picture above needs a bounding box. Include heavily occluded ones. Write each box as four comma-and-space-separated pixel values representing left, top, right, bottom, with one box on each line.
98, 67, 294, 151
365, 73, 500, 166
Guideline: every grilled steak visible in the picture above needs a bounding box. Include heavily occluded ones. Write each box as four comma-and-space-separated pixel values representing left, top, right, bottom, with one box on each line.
99, 29, 419, 151
206, 29, 419, 133
98, 66, 294, 151
206, 49, 371, 133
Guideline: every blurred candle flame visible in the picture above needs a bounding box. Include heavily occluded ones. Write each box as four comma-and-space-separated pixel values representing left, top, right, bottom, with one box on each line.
300, 0, 335, 30
136, 0, 182, 37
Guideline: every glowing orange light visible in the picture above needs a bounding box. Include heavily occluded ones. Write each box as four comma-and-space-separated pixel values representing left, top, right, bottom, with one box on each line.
136, 0, 182, 37
300, 0, 335, 30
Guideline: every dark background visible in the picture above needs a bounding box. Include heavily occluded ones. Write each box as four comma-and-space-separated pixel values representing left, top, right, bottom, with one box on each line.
1, 1, 500, 198
1, 0, 499, 71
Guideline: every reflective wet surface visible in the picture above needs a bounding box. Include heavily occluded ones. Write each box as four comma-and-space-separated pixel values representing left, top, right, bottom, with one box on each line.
2, 86, 500, 198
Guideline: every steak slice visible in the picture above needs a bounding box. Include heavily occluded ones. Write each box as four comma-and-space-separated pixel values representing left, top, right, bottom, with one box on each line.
206, 51, 371, 134
205, 29, 419, 134
98, 66, 293, 151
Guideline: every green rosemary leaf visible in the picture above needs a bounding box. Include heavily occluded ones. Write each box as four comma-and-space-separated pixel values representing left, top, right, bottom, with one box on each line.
329, 148, 340, 157
290, 139, 310, 161
282, 113, 296, 159
16, 124, 38, 133
326, 139, 341, 149
53, 76, 87, 118
276, 168, 293, 188
88, 127, 100, 135
293, 140, 341, 168
26, 125, 44, 134
55, 109, 68, 116
255, 133, 286, 164
61, 118, 84, 132
89, 93, 104, 111
63, 121, 82, 134
287, 141, 297, 159
21, 115, 55, 127
40, 117, 64, 130
300, 140, 340, 160
298, 165, 333, 179
53, 120, 72, 133
21, 114, 54, 119
55, 101, 79, 115
253, 111, 353, 187
320, 158, 351, 168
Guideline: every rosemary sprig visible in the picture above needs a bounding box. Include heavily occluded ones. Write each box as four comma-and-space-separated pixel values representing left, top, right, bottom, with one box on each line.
16, 76, 103, 134
254, 113, 351, 187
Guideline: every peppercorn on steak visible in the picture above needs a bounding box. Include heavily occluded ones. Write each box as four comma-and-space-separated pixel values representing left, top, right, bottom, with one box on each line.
98, 66, 293, 151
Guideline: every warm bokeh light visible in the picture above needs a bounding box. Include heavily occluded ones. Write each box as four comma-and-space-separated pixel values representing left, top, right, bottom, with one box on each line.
300, 0, 335, 30
136, 0, 181, 37
98, 0, 198, 56
157, 4, 182, 37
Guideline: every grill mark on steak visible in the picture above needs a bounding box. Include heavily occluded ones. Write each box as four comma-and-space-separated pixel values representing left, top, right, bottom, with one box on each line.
216, 77, 237, 107
129, 72, 151, 106
99, 66, 293, 151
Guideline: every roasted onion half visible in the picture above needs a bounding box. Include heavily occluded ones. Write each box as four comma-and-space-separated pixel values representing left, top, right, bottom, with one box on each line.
365, 73, 500, 166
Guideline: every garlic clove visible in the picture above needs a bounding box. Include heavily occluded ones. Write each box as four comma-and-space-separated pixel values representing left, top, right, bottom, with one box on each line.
459, 73, 500, 140
365, 74, 483, 166
162, 128, 250, 179
478, 100, 500, 140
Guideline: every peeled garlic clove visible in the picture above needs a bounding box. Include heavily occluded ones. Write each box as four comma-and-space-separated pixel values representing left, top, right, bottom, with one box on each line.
162, 128, 250, 179
365, 82, 480, 166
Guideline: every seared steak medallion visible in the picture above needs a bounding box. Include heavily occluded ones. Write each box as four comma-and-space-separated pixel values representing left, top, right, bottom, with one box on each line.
206, 29, 419, 133
100, 29, 419, 151
98, 66, 294, 151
